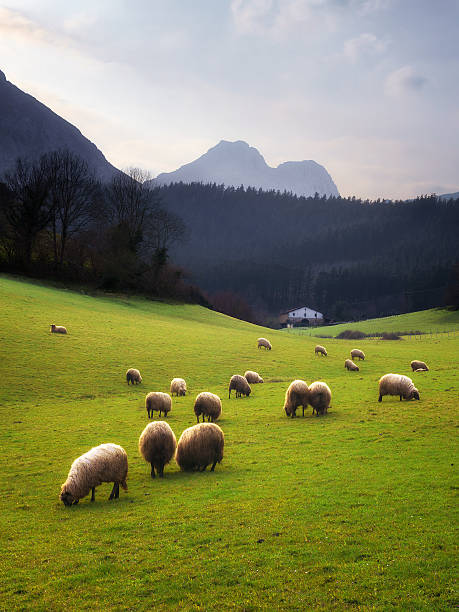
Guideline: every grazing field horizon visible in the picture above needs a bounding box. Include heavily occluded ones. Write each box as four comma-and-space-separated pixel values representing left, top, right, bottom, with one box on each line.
0, 276, 457, 610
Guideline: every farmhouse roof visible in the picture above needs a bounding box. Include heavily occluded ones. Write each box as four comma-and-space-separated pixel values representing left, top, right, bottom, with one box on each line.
280, 306, 323, 315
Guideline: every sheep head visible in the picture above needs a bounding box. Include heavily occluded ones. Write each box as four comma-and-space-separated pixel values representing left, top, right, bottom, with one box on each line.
60, 488, 77, 506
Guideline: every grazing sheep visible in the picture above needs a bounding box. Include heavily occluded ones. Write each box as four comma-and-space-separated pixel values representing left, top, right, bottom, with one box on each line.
170, 377, 187, 396
315, 345, 327, 357
351, 349, 365, 361
244, 370, 264, 384
138, 421, 177, 478
194, 392, 222, 423
50, 324, 67, 334
257, 337, 272, 350
145, 392, 172, 418
126, 368, 142, 385
410, 360, 429, 372
59, 443, 128, 506
175, 423, 224, 472
345, 359, 359, 371
228, 374, 251, 399
283, 379, 309, 418
378, 374, 420, 402
309, 381, 332, 416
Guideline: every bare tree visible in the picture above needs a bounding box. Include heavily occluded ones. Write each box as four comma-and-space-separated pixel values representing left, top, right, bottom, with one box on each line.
43, 150, 99, 267
1, 157, 52, 268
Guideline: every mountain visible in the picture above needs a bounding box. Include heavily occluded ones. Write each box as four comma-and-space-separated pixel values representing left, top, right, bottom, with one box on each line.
150, 140, 339, 197
0, 69, 118, 181
439, 191, 459, 200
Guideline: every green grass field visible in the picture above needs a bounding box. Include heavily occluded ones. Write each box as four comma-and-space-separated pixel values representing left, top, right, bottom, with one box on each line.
284, 307, 459, 338
0, 275, 457, 610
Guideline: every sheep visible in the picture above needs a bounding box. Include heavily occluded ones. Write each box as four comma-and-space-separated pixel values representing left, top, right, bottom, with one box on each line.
257, 337, 272, 350
50, 324, 67, 334
378, 374, 420, 402
244, 370, 264, 384
345, 359, 359, 371
410, 360, 429, 372
351, 349, 365, 361
138, 421, 177, 478
175, 423, 224, 472
59, 443, 128, 506
194, 392, 222, 423
145, 392, 172, 418
308, 381, 332, 416
315, 345, 327, 357
228, 374, 251, 399
170, 377, 187, 396
283, 379, 309, 418
126, 368, 142, 385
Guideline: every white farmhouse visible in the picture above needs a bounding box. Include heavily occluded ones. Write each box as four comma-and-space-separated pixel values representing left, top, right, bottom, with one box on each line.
280, 306, 324, 327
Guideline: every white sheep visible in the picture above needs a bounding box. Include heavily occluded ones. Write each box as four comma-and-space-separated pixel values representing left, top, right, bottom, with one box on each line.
244, 370, 264, 384
308, 381, 332, 416
194, 392, 222, 423
257, 338, 272, 350
315, 345, 327, 357
351, 349, 365, 361
126, 368, 142, 385
283, 379, 309, 418
170, 378, 187, 396
228, 375, 251, 398
410, 360, 429, 372
145, 392, 172, 418
50, 324, 67, 334
378, 374, 420, 402
345, 359, 359, 371
59, 443, 128, 505
138, 421, 177, 478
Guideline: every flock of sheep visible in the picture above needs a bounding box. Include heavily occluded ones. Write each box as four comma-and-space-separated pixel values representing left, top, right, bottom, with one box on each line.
54, 326, 427, 506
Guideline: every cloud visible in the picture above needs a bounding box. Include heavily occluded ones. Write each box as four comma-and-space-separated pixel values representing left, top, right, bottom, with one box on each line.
0, 7, 74, 48
344, 33, 387, 61
384, 65, 427, 96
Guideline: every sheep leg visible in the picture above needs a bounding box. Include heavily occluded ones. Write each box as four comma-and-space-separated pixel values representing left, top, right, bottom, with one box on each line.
378, 394, 382, 402
196, 415, 200, 423
91, 487, 95, 502
150, 464, 156, 478
399, 395, 403, 401
109, 482, 119, 500
210, 460, 217, 472
158, 464, 164, 478
200, 465, 207, 472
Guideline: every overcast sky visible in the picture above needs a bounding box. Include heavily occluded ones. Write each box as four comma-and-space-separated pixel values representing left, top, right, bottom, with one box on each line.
1, 0, 458, 199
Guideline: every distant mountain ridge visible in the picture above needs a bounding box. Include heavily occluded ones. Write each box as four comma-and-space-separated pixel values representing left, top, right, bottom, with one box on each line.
150, 140, 339, 197
0, 69, 118, 181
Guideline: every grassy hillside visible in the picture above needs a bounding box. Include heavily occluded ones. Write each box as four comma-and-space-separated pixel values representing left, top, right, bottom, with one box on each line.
284, 308, 459, 338
0, 276, 457, 610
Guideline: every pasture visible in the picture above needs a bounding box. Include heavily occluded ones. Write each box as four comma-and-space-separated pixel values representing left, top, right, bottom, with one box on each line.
0, 276, 457, 610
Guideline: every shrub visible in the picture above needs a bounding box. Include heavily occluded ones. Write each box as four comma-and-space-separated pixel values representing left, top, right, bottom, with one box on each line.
381, 332, 402, 340
336, 330, 366, 340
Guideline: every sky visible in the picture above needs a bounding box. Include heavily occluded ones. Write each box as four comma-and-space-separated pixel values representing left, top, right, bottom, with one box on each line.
0, 0, 458, 199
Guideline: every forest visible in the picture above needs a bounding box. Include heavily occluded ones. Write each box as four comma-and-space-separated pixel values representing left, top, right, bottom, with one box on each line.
157, 182, 459, 322
0, 153, 457, 324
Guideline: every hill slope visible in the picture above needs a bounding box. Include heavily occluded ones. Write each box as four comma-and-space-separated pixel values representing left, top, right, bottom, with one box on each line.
0, 69, 118, 181
0, 276, 457, 610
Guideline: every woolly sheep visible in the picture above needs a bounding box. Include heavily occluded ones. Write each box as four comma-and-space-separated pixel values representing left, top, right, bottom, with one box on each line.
145, 392, 172, 418
283, 379, 309, 418
308, 381, 332, 416
126, 368, 142, 385
410, 360, 429, 372
194, 392, 222, 423
138, 421, 177, 478
50, 324, 67, 334
244, 370, 264, 384
59, 443, 128, 506
228, 374, 251, 399
257, 337, 272, 350
345, 359, 359, 371
350, 349, 365, 361
378, 374, 420, 402
170, 377, 187, 396
175, 423, 224, 472
315, 345, 327, 357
